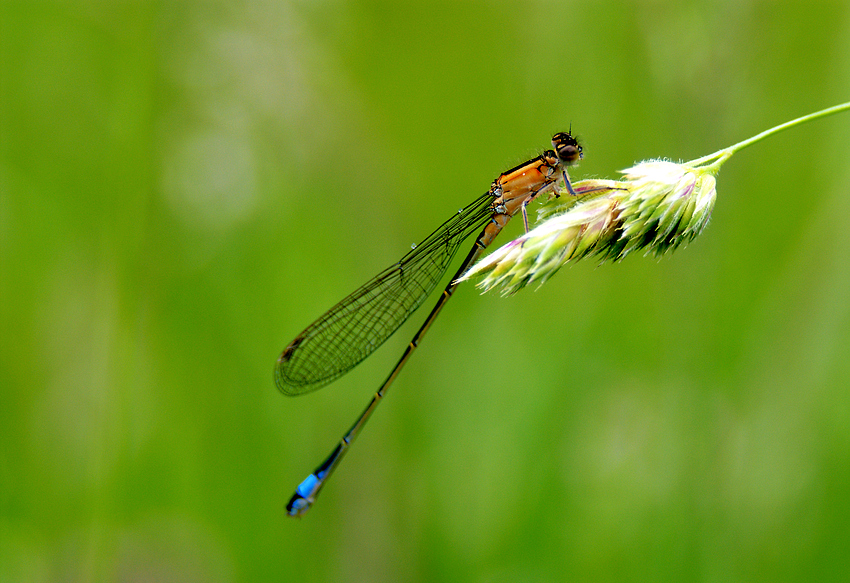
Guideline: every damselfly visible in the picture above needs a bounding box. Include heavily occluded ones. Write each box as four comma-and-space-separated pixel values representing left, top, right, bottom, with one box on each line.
277, 131, 593, 516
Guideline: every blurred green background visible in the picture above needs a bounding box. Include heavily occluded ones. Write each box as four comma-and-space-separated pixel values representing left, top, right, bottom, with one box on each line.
3, 1, 850, 581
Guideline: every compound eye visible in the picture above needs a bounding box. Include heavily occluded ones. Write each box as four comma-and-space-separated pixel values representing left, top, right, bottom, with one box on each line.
560, 145, 579, 163
551, 132, 582, 163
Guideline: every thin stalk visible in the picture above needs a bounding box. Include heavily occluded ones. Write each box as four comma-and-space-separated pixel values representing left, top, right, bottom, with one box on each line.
689, 101, 850, 172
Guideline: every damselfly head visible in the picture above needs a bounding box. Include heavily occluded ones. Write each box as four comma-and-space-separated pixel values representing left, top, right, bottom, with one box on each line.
552, 131, 582, 165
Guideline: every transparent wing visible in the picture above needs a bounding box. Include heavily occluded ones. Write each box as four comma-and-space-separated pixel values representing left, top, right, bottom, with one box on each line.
275, 192, 494, 395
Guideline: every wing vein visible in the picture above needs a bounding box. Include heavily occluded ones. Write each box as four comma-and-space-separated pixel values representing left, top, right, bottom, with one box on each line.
275, 191, 495, 395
